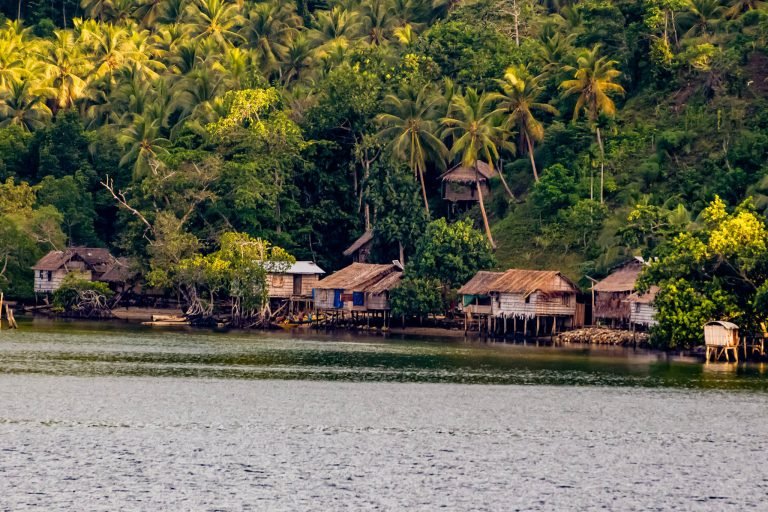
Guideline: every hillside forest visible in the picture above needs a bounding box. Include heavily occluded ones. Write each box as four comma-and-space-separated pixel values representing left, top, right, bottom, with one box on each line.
1, 0, 768, 346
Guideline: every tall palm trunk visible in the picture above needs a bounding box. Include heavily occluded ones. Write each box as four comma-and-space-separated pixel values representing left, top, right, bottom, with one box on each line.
595, 126, 605, 204
496, 158, 515, 199
475, 167, 496, 249
418, 168, 430, 217
525, 133, 539, 182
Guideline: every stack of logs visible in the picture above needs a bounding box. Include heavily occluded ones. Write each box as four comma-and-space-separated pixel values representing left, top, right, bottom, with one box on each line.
556, 327, 649, 346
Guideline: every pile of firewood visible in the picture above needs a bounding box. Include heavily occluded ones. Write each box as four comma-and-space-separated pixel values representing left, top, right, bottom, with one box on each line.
556, 328, 650, 346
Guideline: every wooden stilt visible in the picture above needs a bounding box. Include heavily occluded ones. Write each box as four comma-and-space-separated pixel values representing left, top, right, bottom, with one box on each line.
536, 316, 540, 336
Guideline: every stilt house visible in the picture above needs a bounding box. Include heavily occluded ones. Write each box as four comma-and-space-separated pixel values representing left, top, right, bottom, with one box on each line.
593, 257, 645, 327
459, 268, 580, 335
314, 262, 402, 314
32, 248, 122, 293
489, 269, 579, 333
266, 261, 325, 299
440, 161, 495, 211
626, 286, 659, 329
343, 230, 373, 263
458, 271, 504, 316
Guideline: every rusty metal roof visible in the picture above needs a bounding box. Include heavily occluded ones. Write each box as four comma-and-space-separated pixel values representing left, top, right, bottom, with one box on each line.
457, 271, 505, 295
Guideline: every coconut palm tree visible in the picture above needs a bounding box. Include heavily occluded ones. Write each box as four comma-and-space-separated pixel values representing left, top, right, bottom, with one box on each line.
376, 84, 447, 216
560, 45, 624, 204
494, 65, 558, 183
134, 0, 165, 28
81, 0, 115, 21
310, 6, 362, 49
360, 0, 396, 45
0, 36, 26, 89
442, 88, 512, 248
678, 0, 724, 38
40, 30, 89, 113
280, 33, 318, 85
241, 2, 300, 76
0, 79, 52, 131
725, 0, 765, 18
118, 114, 171, 179
186, 0, 245, 48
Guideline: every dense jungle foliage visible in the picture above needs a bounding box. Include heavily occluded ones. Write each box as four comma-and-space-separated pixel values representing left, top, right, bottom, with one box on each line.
1, 0, 768, 345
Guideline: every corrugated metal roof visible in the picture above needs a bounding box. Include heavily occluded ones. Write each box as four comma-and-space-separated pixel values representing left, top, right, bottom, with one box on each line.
265, 261, 325, 275
489, 269, 578, 295
457, 271, 505, 295
316, 263, 398, 291
440, 161, 495, 183
706, 321, 739, 330
343, 230, 373, 256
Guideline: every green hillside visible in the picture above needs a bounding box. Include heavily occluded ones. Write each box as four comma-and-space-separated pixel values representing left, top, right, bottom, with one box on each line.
1, 0, 767, 311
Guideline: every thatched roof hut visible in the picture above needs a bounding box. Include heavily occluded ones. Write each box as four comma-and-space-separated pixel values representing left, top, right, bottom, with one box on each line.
343, 230, 373, 263
458, 271, 504, 315
32, 247, 123, 293
593, 258, 645, 325
314, 262, 402, 311
440, 161, 495, 203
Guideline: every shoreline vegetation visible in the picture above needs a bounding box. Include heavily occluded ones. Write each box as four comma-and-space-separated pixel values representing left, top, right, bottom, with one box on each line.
0, 1, 767, 357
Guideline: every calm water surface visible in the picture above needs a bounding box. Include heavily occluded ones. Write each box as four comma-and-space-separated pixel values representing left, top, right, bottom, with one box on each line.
1, 320, 768, 510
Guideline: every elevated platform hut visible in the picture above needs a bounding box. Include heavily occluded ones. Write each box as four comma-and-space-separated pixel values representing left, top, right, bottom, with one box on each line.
313, 262, 402, 327
593, 258, 645, 327
440, 161, 495, 215
342, 230, 373, 263
489, 269, 579, 337
266, 261, 325, 314
626, 286, 659, 331
458, 271, 505, 333
32, 248, 124, 294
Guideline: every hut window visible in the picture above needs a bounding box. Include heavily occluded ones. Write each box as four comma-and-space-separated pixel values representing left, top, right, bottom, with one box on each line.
524, 295, 530, 304
39, 271, 44, 279
47, 271, 52, 282
634, 303, 640, 313
352, 292, 365, 306
561, 295, 569, 306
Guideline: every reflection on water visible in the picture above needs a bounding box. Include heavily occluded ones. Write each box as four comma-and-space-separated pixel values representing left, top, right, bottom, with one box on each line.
2, 319, 768, 510
1, 318, 768, 390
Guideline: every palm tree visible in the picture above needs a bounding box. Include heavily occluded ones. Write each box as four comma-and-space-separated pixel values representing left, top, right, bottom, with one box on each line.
81, 0, 114, 21
494, 65, 558, 183
376, 84, 447, 216
186, 0, 245, 48
280, 33, 318, 85
442, 88, 512, 248
678, 0, 724, 38
560, 45, 624, 204
0, 33, 27, 88
134, 0, 165, 28
242, 2, 300, 76
0, 79, 52, 131
40, 30, 89, 113
118, 114, 171, 179
310, 6, 362, 49
725, 0, 765, 18
360, 0, 396, 45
